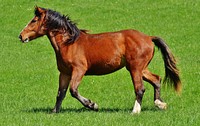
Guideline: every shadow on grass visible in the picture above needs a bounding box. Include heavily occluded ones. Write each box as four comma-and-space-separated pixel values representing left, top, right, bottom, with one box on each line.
23, 106, 160, 114
23, 107, 90, 114
23, 107, 131, 114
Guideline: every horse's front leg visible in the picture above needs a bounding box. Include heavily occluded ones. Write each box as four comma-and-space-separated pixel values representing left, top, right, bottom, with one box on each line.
70, 68, 98, 111
52, 73, 71, 113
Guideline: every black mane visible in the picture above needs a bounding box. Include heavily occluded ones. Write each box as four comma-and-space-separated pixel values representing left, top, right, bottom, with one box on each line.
45, 9, 80, 43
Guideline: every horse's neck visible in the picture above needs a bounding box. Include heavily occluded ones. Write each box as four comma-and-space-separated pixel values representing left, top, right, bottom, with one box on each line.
47, 31, 70, 53
47, 32, 59, 52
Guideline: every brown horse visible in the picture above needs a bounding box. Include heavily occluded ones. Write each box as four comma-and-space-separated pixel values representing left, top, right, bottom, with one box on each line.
19, 7, 181, 114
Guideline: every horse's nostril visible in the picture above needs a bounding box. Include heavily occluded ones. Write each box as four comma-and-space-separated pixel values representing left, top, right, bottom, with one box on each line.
24, 38, 29, 43
18, 35, 22, 40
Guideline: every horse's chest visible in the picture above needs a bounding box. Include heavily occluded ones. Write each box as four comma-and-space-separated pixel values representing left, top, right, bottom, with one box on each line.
56, 53, 72, 75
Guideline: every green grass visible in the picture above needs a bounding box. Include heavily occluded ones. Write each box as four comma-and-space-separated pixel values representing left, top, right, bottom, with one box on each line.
0, 0, 200, 125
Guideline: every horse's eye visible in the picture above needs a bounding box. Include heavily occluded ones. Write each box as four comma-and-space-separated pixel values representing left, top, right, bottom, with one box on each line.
31, 20, 37, 23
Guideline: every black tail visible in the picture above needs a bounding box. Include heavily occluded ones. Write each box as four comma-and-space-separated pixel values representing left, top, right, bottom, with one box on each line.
152, 36, 181, 92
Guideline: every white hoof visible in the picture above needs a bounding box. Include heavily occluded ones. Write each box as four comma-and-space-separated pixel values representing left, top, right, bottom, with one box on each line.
93, 103, 99, 111
132, 100, 141, 114
154, 99, 167, 110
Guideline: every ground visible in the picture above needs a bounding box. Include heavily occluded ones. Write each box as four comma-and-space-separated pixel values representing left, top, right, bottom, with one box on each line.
0, 0, 199, 125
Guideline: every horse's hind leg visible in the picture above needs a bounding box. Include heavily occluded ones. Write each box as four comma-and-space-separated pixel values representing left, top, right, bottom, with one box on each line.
70, 68, 98, 111
143, 69, 167, 109
52, 73, 71, 113
129, 68, 145, 114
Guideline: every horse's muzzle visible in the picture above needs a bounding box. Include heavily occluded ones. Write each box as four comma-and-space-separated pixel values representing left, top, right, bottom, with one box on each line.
18, 35, 29, 43
18, 35, 22, 40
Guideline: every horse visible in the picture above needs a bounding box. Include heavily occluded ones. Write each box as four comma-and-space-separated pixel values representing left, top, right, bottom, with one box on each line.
19, 6, 181, 114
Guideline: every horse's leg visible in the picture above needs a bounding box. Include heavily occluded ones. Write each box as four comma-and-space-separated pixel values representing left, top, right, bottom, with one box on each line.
52, 73, 71, 113
69, 68, 98, 111
143, 69, 167, 109
130, 69, 145, 114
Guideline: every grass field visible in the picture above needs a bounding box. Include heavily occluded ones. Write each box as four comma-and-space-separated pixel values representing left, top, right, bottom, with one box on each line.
0, 0, 200, 125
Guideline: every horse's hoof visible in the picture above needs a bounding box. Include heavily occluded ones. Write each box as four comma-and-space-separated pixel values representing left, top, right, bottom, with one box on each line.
51, 108, 59, 113
88, 102, 98, 111
131, 110, 141, 114
131, 100, 141, 114
155, 99, 167, 110
93, 103, 99, 111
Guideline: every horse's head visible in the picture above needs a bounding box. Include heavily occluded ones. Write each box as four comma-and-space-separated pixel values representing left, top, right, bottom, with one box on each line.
19, 6, 47, 43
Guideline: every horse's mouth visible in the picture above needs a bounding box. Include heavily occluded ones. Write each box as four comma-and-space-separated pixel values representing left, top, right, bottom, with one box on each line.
23, 38, 29, 43
18, 35, 29, 43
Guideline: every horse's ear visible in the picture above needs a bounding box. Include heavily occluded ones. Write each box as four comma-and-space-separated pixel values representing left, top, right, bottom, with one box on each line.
34, 6, 46, 17
34, 5, 38, 10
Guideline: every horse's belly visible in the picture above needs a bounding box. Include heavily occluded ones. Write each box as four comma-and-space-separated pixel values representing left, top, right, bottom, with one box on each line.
85, 65, 124, 75
85, 56, 126, 75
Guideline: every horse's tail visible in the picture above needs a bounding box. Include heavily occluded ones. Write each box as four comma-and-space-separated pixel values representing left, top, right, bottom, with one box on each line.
151, 36, 181, 93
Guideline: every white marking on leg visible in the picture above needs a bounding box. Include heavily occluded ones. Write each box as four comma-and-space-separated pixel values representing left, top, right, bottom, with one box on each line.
132, 100, 141, 114
154, 99, 167, 110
